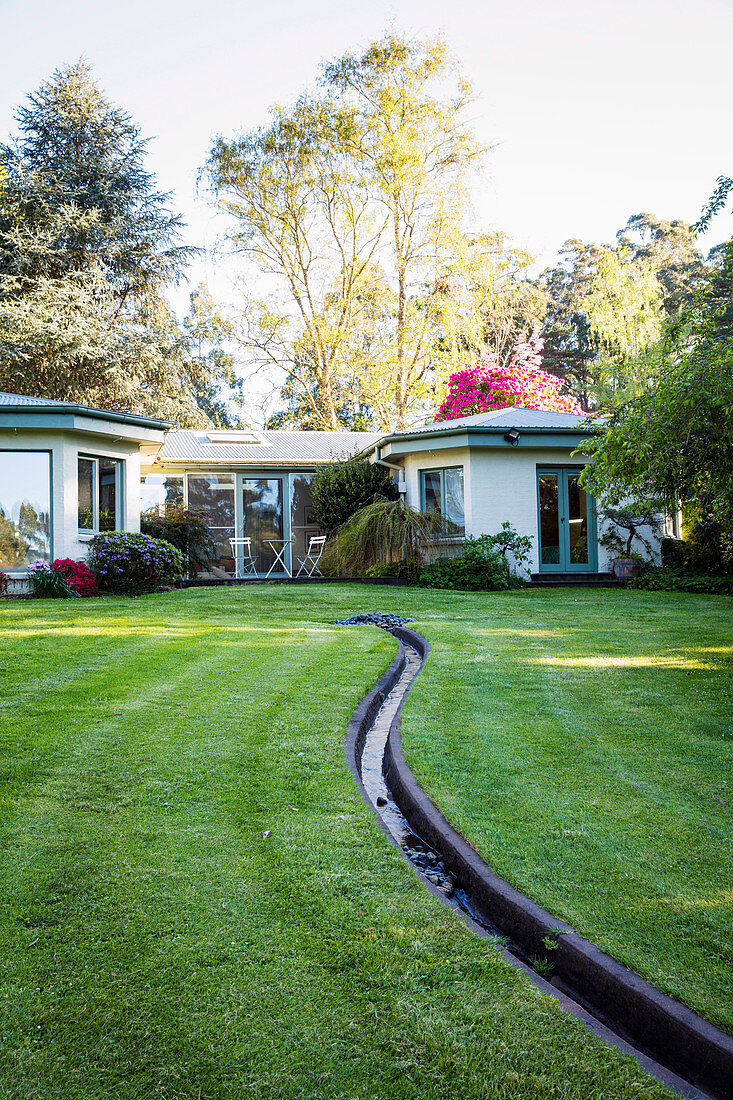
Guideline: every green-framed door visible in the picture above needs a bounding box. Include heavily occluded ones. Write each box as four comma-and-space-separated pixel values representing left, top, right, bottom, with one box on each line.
537, 467, 597, 572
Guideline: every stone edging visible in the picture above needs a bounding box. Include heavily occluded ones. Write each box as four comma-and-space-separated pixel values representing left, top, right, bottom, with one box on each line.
380, 626, 733, 1100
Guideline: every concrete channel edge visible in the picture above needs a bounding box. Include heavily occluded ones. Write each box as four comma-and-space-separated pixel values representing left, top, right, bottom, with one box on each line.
369, 626, 733, 1100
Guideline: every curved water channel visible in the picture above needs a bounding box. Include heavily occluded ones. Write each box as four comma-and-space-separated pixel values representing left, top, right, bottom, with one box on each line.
349, 629, 711, 1100
358, 640, 499, 934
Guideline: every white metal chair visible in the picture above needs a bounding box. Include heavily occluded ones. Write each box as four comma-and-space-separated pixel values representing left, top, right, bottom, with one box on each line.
295, 535, 326, 578
229, 537, 258, 578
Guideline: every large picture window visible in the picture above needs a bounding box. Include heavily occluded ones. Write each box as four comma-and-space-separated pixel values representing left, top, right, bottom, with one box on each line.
420, 467, 465, 533
0, 451, 51, 569
78, 456, 122, 532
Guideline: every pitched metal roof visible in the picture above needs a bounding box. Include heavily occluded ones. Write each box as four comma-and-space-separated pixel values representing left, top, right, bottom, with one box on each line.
158, 428, 382, 466
0, 390, 169, 430
0, 391, 66, 406
394, 407, 595, 435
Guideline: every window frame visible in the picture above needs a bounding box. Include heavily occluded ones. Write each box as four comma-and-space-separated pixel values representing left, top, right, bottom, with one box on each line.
419, 466, 465, 534
77, 454, 124, 534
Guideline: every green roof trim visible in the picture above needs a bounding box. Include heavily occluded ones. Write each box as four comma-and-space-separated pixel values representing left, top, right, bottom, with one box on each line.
0, 400, 170, 431
372, 422, 599, 458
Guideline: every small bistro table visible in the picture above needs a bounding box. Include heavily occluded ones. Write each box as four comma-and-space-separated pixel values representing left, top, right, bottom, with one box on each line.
264, 538, 294, 579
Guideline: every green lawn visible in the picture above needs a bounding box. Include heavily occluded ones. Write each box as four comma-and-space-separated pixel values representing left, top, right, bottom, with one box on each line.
398, 586, 733, 1034
0, 585, 723, 1099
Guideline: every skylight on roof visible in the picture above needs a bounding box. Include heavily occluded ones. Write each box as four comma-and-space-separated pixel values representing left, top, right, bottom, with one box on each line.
205, 431, 262, 445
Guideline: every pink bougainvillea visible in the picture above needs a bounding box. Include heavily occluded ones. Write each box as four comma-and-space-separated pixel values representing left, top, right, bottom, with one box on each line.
435, 329, 584, 422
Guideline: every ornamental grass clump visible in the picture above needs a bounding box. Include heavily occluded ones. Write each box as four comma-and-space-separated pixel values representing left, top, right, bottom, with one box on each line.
323, 500, 453, 576
87, 533, 184, 595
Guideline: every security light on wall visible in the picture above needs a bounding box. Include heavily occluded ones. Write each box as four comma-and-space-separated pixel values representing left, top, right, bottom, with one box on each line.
503, 429, 521, 446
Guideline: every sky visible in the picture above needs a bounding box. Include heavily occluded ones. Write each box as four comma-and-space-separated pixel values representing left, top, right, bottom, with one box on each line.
2, 0, 732, 411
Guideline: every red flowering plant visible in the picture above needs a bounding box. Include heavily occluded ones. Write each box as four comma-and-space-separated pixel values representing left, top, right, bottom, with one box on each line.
51, 558, 98, 596
435, 329, 585, 422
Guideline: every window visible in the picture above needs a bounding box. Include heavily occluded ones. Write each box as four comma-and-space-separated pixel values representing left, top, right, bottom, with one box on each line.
0, 451, 51, 570
420, 467, 465, 533
140, 473, 184, 515
78, 456, 122, 532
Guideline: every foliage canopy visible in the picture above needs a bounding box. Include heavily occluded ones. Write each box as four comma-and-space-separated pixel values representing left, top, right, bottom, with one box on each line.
580, 238, 733, 529
309, 457, 399, 536
0, 62, 228, 424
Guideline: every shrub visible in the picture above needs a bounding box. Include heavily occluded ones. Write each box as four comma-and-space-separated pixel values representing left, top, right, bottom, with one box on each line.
465, 524, 533, 574
27, 560, 77, 598
661, 513, 733, 574
0, 572, 8, 597
416, 531, 531, 592
323, 500, 453, 575
629, 568, 733, 595
435, 329, 584, 421
310, 458, 399, 536
599, 504, 663, 562
51, 558, 98, 596
87, 533, 184, 594
140, 506, 216, 577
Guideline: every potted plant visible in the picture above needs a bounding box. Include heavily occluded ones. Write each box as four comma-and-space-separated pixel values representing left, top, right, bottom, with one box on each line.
599, 505, 663, 579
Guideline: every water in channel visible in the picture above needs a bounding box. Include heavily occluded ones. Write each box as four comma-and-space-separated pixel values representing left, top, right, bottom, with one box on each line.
358, 640, 499, 936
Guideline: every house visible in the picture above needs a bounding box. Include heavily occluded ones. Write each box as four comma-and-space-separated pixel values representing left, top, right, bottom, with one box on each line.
0, 392, 168, 574
0, 390, 623, 580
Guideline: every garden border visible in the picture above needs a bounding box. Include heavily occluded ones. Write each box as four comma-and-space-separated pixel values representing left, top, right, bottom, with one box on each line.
349, 625, 733, 1100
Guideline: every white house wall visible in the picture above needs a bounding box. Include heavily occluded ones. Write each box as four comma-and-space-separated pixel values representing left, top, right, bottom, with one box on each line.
401, 443, 619, 575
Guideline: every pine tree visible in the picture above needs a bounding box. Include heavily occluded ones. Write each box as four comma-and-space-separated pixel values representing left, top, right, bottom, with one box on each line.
0, 61, 221, 424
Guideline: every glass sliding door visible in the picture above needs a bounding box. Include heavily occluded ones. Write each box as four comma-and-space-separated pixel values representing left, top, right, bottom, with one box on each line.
537, 467, 596, 572
290, 473, 321, 571
241, 478, 284, 574
187, 473, 235, 570
140, 473, 184, 515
